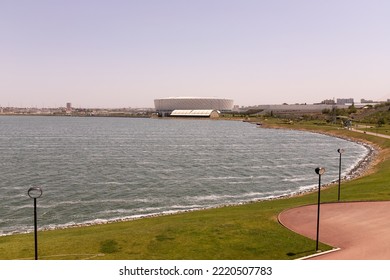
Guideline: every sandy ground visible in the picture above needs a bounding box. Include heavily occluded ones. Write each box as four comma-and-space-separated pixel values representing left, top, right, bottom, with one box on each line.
278, 201, 390, 260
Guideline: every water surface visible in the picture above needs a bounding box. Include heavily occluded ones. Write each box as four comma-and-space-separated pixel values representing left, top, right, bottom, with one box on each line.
0, 116, 368, 235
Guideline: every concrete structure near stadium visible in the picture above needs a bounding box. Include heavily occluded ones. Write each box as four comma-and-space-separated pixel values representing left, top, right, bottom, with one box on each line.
170, 109, 220, 118
154, 97, 234, 117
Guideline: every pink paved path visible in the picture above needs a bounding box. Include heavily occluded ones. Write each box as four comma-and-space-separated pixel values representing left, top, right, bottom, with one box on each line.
278, 201, 390, 259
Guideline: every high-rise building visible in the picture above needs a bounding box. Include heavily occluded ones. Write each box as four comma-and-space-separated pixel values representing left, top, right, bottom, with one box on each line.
336, 98, 354, 105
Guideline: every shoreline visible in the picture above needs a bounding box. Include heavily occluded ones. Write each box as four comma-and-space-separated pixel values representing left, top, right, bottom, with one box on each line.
1, 125, 378, 237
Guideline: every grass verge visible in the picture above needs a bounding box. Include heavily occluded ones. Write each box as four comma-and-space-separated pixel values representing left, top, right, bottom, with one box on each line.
0, 121, 389, 260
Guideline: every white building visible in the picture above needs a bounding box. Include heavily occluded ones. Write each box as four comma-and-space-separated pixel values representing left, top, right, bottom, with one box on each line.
154, 97, 234, 117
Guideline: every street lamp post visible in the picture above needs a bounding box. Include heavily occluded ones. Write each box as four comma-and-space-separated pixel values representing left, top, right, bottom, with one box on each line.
337, 149, 345, 202
28, 187, 43, 260
315, 167, 325, 252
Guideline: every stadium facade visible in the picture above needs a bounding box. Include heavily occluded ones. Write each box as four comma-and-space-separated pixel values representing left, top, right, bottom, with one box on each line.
154, 97, 234, 117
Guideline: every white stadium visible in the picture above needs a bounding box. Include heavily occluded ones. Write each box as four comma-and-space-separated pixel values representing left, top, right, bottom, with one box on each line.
154, 97, 234, 117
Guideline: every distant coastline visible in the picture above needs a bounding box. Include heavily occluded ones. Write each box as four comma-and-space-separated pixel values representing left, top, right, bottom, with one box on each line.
0, 106, 154, 118
0, 112, 152, 118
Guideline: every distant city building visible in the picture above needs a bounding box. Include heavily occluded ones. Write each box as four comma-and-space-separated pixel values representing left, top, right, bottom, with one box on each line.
337, 98, 354, 105
233, 105, 240, 111
66, 102, 72, 110
321, 99, 336, 105
361, 99, 374, 103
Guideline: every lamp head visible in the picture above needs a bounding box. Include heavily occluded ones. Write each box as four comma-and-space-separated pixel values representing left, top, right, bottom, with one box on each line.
28, 187, 43, 199
315, 167, 325, 175
337, 148, 345, 154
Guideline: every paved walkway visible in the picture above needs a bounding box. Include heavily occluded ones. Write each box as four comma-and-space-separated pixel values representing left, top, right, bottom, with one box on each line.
278, 201, 390, 259
350, 128, 390, 139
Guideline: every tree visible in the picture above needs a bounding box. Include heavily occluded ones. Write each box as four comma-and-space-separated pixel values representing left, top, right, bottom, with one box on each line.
348, 104, 357, 114
378, 118, 385, 127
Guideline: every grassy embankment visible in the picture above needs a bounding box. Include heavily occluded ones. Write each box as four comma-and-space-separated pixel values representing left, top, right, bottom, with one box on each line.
0, 119, 389, 260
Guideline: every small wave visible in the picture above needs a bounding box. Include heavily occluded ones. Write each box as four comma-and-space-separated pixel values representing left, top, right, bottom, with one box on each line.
89, 181, 129, 186
200, 175, 268, 181
100, 209, 134, 214
7, 204, 31, 211
135, 207, 166, 212
188, 189, 294, 202
189, 194, 236, 201
298, 184, 317, 192
170, 204, 204, 209
282, 177, 309, 182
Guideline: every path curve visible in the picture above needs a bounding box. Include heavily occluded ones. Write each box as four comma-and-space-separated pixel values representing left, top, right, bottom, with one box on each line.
278, 201, 390, 259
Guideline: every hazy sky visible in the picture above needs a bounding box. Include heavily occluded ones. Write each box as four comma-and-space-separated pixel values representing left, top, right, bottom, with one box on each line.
1, 0, 389, 108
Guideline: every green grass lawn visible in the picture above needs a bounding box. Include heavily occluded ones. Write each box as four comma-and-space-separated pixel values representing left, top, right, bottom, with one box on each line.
1, 122, 389, 260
